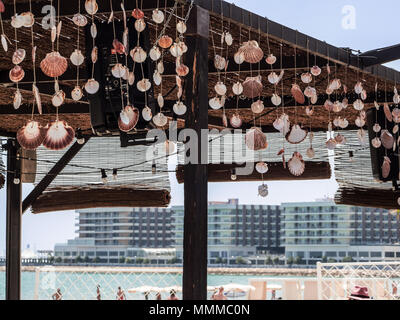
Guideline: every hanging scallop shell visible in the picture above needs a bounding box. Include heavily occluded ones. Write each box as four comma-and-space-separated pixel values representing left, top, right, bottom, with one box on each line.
361, 89, 367, 101
112, 39, 125, 55
382, 156, 391, 179
111, 63, 126, 78
89, 23, 97, 39
118, 106, 139, 132
311, 66, 321, 76
301, 73, 312, 84
9, 65, 25, 82
357, 128, 367, 145
394, 125, 399, 135
132, 8, 145, 19
134, 18, 146, 33
245, 127, 268, 151
131, 47, 147, 63
173, 101, 187, 115
17, 120, 47, 150
42, 121, 75, 151
392, 108, 400, 123
1, 34, 8, 52
251, 100, 264, 114
32, 84, 42, 114
305, 106, 314, 117
142, 106, 153, 121
157, 93, 164, 109
265, 54, 276, 65
214, 55, 226, 71
326, 138, 337, 150
157, 61, 165, 74
11, 14, 25, 28
273, 114, 290, 135
239, 41, 264, 64
288, 152, 305, 177
85, 0, 98, 15
52, 90, 65, 107
40, 51, 68, 78
271, 94, 282, 106
153, 70, 162, 86
373, 123, 381, 133
340, 118, 349, 129
354, 81, 363, 95
230, 114, 242, 128
371, 137, 382, 149
286, 124, 307, 144
21, 12, 34, 28
170, 42, 183, 58
84, 78, 100, 94
152, 9, 165, 24
128, 72, 135, 86
353, 99, 364, 111
224, 32, 233, 46
255, 162, 269, 174
153, 112, 168, 127
291, 84, 305, 104
176, 21, 187, 34
332, 101, 343, 113
137, 79, 151, 92
304, 86, 316, 98
234, 51, 245, 65
71, 86, 83, 101
12, 48, 26, 65
328, 78, 342, 92
335, 133, 346, 145
73, 13, 88, 27
232, 82, 243, 96
310, 94, 318, 105
394, 91, 400, 105
214, 81, 227, 96
91, 46, 98, 64
243, 76, 263, 99
355, 117, 365, 128
267, 70, 284, 85
209, 97, 223, 110
176, 62, 189, 77
13, 89, 22, 109
342, 98, 349, 109
381, 130, 394, 149
258, 184, 269, 197
150, 46, 161, 61
374, 101, 380, 110
306, 147, 315, 159
70, 49, 85, 66
158, 35, 173, 49
384, 103, 393, 122
222, 113, 228, 128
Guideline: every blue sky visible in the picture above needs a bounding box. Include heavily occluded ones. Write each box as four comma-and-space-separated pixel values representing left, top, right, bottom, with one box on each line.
1, 0, 400, 253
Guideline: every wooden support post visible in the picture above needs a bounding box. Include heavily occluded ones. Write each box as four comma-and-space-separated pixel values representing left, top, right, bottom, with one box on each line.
182, 5, 209, 300
5, 139, 22, 300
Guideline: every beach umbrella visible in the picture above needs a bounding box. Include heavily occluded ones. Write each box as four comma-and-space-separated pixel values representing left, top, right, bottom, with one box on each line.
220, 283, 255, 298
267, 284, 282, 290
128, 285, 162, 293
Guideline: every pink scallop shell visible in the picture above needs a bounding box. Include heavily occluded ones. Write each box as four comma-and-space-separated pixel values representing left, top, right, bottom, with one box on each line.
245, 127, 268, 151
40, 51, 68, 78
42, 121, 75, 151
288, 152, 305, 176
118, 106, 139, 132
17, 120, 47, 150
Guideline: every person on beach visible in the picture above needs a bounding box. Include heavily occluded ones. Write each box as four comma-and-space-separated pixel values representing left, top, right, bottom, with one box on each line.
144, 291, 150, 300
211, 289, 217, 300
271, 289, 277, 300
212, 287, 228, 300
116, 287, 126, 300
156, 292, 162, 300
168, 289, 179, 300
52, 288, 62, 300
96, 285, 101, 300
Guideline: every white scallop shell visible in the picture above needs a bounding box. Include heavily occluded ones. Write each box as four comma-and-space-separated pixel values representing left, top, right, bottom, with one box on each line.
353, 99, 364, 111
137, 79, 151, 92
286, 125, 307, 144
13, 89, 22, 109
71, 86, 83, 101
224, 32, 233, 46
271, 94, 281, 106
135, 19, 146, 32
52, 90, 65, 107
111, 63, 126, 78
157, 61, 164, 74
288, 152, 305, 176
354, 81, 363, 95
258, 184, 269, 197
232, 82, 243, 95
84, 78, 100, 94
142, 106, 153, 121
306, 147, 315, 159
73, 13, 88, 27
355, 117, 365, 128
373, 123, 381, 133
170, 43, 184, 58
128, 72, 135, 86
214, 55, 226, 71
326, 138, 337, 150
255, 162, 269, 174
251, 100, 264, 114
176, 21, 187, 34
149, 46, 161, 61
131, 47, 147, 63
153, 71, 162, 86
157, 93, 164, 109
1, 34, 8, 52
70, 49, 85, 66
153, 112, 168, 127
301, 73, 312, 84
234, 51, 245, 65
209, 97, 223, 110
173, 101, 187, 115
90, 23, 97, 38
214, 82, 227, 96
152, 9, 165, 24
372, 137, 382, 149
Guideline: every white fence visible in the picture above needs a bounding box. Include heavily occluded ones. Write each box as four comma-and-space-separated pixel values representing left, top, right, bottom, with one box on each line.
317, 261, 400, 300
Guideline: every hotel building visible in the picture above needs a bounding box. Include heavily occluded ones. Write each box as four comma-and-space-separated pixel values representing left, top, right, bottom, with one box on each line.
173, 199, 283, 264
281, 201, 400, 265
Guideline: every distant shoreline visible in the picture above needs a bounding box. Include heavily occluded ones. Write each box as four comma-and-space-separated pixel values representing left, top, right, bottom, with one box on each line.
0, 266, 317, 277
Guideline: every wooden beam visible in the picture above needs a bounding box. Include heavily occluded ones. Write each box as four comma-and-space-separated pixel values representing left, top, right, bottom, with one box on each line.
176, 162, 332, 183
359, 44, 400, 67
182, 5, 209, 301
22, 137, 90, 214
5, 139, 22, 300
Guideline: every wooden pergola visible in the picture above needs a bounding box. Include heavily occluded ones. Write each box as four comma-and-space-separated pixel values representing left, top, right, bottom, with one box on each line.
2, 0, 400, 300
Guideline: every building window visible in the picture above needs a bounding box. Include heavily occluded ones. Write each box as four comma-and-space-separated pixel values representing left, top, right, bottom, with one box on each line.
359, 252, 369, 258
371, 252, 382, 258
385, 252, 395, 258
